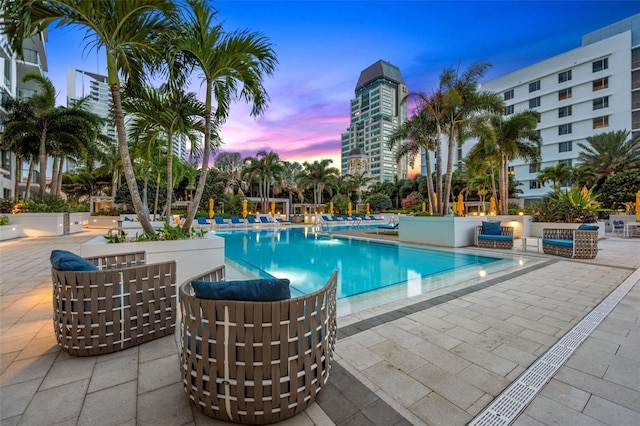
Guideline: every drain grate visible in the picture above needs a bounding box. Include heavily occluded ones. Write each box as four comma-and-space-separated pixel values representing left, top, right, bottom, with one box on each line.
469, 268, 639, 426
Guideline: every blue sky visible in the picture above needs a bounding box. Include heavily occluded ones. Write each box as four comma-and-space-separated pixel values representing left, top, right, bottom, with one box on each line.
44, 1, 640, 169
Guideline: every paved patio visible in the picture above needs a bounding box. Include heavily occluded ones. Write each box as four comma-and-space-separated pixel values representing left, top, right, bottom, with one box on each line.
1, 228, 638, 425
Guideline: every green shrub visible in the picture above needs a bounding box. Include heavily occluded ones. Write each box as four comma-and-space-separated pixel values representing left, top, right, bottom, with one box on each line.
0, 215, 9, 226
21, 195, 73, 213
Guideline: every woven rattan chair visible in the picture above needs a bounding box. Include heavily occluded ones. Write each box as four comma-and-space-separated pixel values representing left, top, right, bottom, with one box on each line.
475, 225, 514, 249
51, 251, 177, 356
542, 228, 598, 259
180, 266, 338, 424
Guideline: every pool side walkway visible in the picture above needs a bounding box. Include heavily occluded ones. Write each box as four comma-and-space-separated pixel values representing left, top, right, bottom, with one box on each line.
1, 229, 638, 425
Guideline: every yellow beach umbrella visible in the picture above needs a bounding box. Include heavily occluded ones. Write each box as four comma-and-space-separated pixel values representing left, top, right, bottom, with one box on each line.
270, 201, 275, 216
329, 201, 334, 216
422, 202, 426, 212
489, 196, 497, 215
208, 198, 214, 219
581, 186, 588, 197
457, 194, 464, 216
366, 202, 370, 216
242, 199, 248, 218
636, 189, 640, 221
348, 202, 352, 217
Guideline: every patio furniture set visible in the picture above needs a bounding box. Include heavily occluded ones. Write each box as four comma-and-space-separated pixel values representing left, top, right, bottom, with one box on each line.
50, 249, 337, 424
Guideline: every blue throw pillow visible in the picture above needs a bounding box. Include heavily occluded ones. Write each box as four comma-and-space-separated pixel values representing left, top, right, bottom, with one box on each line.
578, 224, 599, 231
482, 221, 502, 236
50, 250, 98, 271
192, 278, 291, 301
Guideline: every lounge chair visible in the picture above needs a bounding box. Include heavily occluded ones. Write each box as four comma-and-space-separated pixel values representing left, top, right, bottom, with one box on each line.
259, 216, 275, 225
213, 216, 229, 228
51, 250, 176, 356
377, 222, 399, 233
342, 215, 354, 221
196, 216, 211, 228
612, 220, 625, 237
275, 217, 291, 225
475, 222, 514, 249
246, 216, 261, 226
351, 215, 363, 221
180, 266, 337, 424
321, 215, 335, 222
332, 215, 345, 221
542, 227, 598, 259
369, 215, 383, 221
230, 216, 246, 227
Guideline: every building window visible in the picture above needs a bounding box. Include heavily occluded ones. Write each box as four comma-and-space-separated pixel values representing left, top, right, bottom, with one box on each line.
529, 80, 540, 92
508, 166, 515, 175
529, 97, 541, 108
505, 104, 514, 115
558, 105, 572, 117
558, 88, 572, 100
559, 141, 573, 152
529, 180, 541, 189
593, 77, 608, 91
593, 96, 609, 110
558, 70, 572, 83
593, 116, 609, 129
592, 58, 608, 72
558, 159, 572, 167
504, 89, 514, 101
1, 150, 11, 174
633, 70, 640, 90
559, 123, 572, 135
528, 163, 540, 173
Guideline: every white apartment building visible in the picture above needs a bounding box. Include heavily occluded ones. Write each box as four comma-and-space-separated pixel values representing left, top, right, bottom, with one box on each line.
341, 60, 408, 183
0, 29, 48, 199
67, 68, 116, 143
477, 14, 640, 204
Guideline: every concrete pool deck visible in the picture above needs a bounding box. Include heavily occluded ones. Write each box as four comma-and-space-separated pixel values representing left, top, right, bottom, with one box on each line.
1, 229, 638, 425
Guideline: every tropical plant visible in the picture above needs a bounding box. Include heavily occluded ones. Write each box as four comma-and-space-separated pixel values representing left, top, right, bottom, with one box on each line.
242, 150, 285, 213
296, 159, 340, 212
401, 191, 424, 212
2, 0, 179, 234
123, 84, 204, 221
577, 130, 640, 178
342, 171, 370, 203
273, 161, 304, 214
555, 187, 601, 223
597, 168, 640, 210
329, 193, 350, 215
537, 162, 573, 192
525, 195, 564, 223
169, 0, 277, 230
365, 193, 392, 213
0, 215, 9, 226
19, 195, 73, 213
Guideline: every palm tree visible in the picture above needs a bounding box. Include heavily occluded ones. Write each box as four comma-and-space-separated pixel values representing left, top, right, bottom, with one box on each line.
0, 96, 40, 199
273, 161, 304, 214
387, 103, 438, 213
169, 0, 277, 229
242, 150, 285, 213
342, 171, 370, 203
123, 85, 205, 221
296, 159, 340, 212
538, 162, 573, 192
577, 130, 640, 178
2, 0, 178, 234
437, 62, 504, 215
467, 111, 540, 214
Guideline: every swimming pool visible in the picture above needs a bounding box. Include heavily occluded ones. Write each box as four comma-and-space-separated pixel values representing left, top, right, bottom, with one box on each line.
216, 227, 515, 311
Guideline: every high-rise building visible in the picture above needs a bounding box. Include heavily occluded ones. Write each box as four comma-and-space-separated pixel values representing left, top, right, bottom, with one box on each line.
476, 13, 640, 204
0, 29, 48, 199
67, 68, 116, 142
341, 60, 408, 183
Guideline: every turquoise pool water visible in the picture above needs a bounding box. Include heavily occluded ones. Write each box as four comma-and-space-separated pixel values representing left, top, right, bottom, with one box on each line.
217, 227, 504, 300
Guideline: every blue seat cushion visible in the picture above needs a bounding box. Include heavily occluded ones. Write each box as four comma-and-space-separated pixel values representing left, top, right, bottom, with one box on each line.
481, 221, 501, 235
478, 234, 513, 241
577, 224, 599, 231
192, 278, 291, 301
50, 250, 98, 271
542, 238, 573, 248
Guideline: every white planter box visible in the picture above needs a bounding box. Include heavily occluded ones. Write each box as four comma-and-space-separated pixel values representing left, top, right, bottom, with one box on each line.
11, 213, 85, 236
399, 216, 483, 248
86, 216, 120, 229
0, 224, 24, 241
80, 232, 225, 286
530, 222, 605, 239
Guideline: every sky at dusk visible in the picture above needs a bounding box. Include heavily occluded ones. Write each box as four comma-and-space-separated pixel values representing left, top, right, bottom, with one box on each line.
44, 1, 640, 170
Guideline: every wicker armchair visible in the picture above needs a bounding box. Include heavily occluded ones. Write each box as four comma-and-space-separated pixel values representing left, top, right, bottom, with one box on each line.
180, 266, 338, 425
542, 228, 598, 259
476, 225, 514, 249
51, 251, 177, 356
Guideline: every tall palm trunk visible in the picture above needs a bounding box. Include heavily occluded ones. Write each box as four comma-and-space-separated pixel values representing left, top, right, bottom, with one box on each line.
50, 157, 60, 196
38, 128, 48, 197
13, 155, 23, 200
25, 161, 35, 200
424, 151, 435, 214
443, 125, 456, 215
110, 82, 155, 234
57, 157, 65, 195
434, 128, 443, 214
166, 130, 173, 222
111, 169, 119, 198
184, 81, 213, 230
